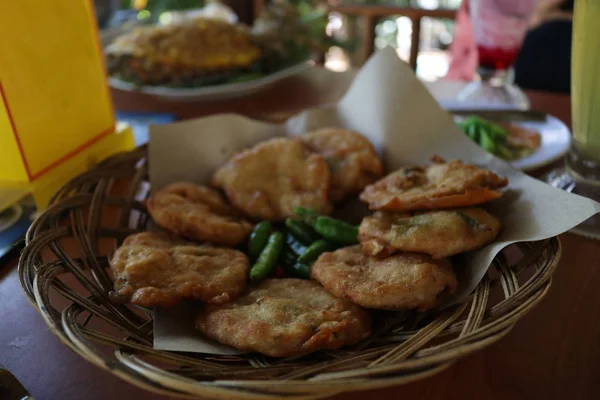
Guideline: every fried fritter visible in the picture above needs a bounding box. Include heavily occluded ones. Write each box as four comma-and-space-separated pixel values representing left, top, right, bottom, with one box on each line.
195, 279, 371, 357
311, 246, 457, 311
297, 128, 383, 201
110, 231, 249, 307
147, 182, 253, 246
360, 158, 508, 212
359, 208, 501, 259
212, 138, 332, 220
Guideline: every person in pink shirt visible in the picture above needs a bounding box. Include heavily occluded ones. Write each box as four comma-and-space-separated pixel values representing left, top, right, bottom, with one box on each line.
446, 0, 477, 81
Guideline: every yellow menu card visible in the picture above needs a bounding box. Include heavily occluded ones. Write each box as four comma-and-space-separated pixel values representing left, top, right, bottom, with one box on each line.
0, 0, 134, 208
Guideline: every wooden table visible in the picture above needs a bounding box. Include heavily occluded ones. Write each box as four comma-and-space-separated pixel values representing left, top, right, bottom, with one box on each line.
2, 69, 599, 400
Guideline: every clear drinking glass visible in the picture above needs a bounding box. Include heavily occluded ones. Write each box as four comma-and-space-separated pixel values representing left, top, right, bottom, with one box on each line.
457, 0, 537, 106
546, 0, 600, 239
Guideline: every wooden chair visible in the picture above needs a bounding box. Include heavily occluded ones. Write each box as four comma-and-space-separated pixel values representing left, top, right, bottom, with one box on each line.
250, 1, 457, 70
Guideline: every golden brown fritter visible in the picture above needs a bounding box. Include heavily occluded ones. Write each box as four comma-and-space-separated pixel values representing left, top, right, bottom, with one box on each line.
360, 158, 508, 212
106, 18, 261, 86
311, 246, 457, 311
297, 128, 384, 202
146, 182, 253, 246
195, 279, 371, 357
110, 232, 249, 307
359, 208, 502, 259
212, 138, 332, 221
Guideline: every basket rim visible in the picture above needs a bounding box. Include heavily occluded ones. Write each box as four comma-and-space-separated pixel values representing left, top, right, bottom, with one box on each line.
20, 238, 561, 399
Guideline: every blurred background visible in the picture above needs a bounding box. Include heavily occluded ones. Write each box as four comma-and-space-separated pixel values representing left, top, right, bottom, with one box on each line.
96, 0, 463, 81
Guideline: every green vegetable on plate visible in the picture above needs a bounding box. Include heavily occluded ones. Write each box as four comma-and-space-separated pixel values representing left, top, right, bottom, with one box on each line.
457, 115, 516, 160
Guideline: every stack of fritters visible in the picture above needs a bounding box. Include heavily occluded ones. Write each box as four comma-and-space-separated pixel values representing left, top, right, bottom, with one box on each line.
106, 18, 261, 86
108, 128, 508, 357
312, 156, 507, 311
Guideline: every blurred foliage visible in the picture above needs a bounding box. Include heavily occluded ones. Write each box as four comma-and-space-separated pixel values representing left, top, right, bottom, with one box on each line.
341, 0, 411, 4
112, 0, 460, 62
252, 0, 348, 69
292, 1, 355, 52
119, 0, 205, 13
329, 0, 460, 5
121, 0, 206, 22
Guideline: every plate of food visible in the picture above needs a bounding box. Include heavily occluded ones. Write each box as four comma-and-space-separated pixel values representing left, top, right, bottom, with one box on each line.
20, 49, 599, 399
455, 114, 571, 171
105, 2, 321, 100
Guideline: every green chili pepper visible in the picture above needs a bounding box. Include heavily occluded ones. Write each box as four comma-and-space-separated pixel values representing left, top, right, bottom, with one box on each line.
313, 216, 358, 245
282, 261, 311, 279
294, 207, 320, 225
279, 250, 310, 279
479, 131, 497, 154
291, 262, 311, 279
298, 239, 334, 264
495, 143, 514, 160
461, 115, 512, 158
462, 115, 481, 127
293, 208, 358, 245
250, 232, 284, 283
285, 232, 308, 256
284, 218, 320, 244
467, 122, 480, 142
280, 249, 298, 267
487, 122, 507, 139
247, 221, 272, 261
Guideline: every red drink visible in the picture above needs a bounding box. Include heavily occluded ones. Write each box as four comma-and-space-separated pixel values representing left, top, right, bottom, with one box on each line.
476, 45, 520, 71
470, 0, 536, 73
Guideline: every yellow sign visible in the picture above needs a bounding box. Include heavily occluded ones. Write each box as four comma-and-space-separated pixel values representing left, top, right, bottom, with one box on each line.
0, 0, 116, 182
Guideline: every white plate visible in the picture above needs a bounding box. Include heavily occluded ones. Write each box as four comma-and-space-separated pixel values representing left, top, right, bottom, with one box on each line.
108, 61, 313, 101
427, 80, 530, 111
455, 114, 571, 171
509, 115, 571, 171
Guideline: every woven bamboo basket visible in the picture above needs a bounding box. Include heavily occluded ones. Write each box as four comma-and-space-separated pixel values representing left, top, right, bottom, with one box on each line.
19, 147, 561, 399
